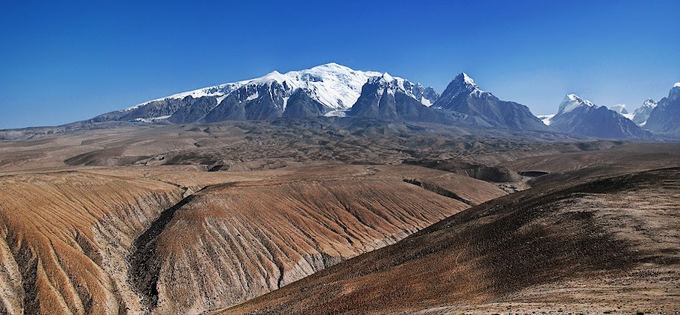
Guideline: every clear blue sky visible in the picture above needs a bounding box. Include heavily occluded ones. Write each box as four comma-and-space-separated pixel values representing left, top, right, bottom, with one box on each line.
1, 0, 679, 128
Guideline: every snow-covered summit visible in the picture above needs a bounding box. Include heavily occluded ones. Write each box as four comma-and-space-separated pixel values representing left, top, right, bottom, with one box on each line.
454, 72, 480, 89
367, 72, 438, 106
433, 73, 487, 105
128, 63, 384, 111
674, 82, 680, 88
367, 72, 400, 86
461, 72, 476, 86
96, 63, 440, 123
242, 63, 384, 109
557, 94, 596, 115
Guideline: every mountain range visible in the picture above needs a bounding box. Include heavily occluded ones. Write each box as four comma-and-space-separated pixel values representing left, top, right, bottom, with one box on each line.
88, 63, 679, 139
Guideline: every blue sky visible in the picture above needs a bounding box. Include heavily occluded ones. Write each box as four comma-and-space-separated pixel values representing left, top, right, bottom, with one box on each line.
1, 0, 679, 128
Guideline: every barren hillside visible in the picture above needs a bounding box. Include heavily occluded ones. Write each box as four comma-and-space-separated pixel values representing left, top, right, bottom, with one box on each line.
0, 164, 505, 314
1, 122, 679, 314
225, 167, 680, 314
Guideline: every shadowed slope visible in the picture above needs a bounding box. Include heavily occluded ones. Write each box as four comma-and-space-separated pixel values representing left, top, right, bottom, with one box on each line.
225, 168, 680, 314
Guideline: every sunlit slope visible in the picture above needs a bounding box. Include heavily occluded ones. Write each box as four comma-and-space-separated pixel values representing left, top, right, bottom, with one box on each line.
0, 164, 505, 314
0, 171, 184, 314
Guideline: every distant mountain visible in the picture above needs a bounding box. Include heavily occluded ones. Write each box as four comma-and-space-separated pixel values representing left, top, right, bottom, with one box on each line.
347, 73, 444, 122
537, 114, 555, 126
90, 63, 438, 123
644, 83, 680, 136
608, 104, 635, 120
549, 94, 649, 139
82, 64, 673, 139
432, 73, 547, 130
631, 99, 657, 126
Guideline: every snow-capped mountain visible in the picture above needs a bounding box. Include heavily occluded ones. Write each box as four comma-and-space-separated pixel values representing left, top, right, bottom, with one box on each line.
145, 63, 380, 111
556, 94, 596, 115
347, 73, 444, 122
644, 82, 680, 135
92, 63, 438, 123
82, 63, 671, 139
549, 94, 649, 139
608, 104, 635, 120
432, 73, 486, 109
432, 73, 547, 130
631, 99, 657, 126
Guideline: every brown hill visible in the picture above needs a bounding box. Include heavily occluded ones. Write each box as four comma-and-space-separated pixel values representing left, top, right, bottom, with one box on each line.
224, 167, 680, 314
0, 164, 504, 314
127, 164, 505, 313
0, 171, 184, 314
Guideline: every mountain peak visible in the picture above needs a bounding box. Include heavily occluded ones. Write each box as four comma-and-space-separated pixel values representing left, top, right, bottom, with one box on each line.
432, 73, 547, 130
669, 82, 680, 99
363, 72, 437, 106
367, 72, 401, 85
558, 94, 595, 115
309, 62, 351, 71
645, 82, 680, 134
434, 73, 484, 103
552, 94, 649, 138
258, 70, 286, 82
381, 72, 395, 82
454, 72, 478, 87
